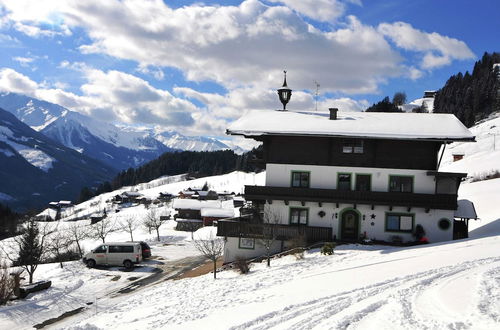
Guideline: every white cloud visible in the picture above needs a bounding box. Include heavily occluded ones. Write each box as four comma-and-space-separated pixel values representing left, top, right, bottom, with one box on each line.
0, 0, 402, 94
136, 65, 164, 80
0, 68, 37, 95
0, 66, 203, 131
268, 0, 360, 22
175, 85, 369, 122
378, 21, 475, 69
12, 56, 34, 67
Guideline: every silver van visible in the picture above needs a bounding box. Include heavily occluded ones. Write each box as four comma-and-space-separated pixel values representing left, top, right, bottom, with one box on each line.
83, 242, 143, 269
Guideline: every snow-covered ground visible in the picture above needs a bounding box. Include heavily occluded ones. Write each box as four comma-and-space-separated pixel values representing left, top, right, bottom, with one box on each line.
62, 236, 500, 330
0, 114, 499, 329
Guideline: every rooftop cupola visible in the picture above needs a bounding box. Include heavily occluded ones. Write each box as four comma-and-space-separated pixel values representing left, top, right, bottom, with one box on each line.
277, 70, 292, 111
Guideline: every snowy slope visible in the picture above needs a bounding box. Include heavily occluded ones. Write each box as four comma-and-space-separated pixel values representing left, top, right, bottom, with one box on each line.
400, 97, 435, 112
155, 130, 232, 153
59, 236, 499, 330
42, 111, 174, 170
0, 92, 65, 129
0, 108, 116, 210
441, 111, 500, 176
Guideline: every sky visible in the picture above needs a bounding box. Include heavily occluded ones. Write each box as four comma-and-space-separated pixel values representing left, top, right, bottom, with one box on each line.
0, 0, 498, 138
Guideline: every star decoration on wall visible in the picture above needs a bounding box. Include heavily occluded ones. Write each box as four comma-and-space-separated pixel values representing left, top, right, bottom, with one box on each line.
370, 214, 376, 219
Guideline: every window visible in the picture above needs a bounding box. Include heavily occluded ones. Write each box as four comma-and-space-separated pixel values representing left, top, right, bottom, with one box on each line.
94, 245, 107, 253
337, 173, 352, 191
239, 238, 255, 249
290, 208, 308, 225
389, 175, 413, 192
108, 245, 134, 253
342, 139, 364, 154
355, 174, 371, 191
438, 218, 451, 230
291, 171, 310, 188
385, 214, 414, 233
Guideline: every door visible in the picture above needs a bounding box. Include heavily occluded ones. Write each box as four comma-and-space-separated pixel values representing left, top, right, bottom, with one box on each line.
93, 245, 108, 265
341, 210, 359, 241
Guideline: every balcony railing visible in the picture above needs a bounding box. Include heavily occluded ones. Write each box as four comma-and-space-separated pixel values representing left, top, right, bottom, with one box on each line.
217, 220, 332, 242
244, 185, 458, 210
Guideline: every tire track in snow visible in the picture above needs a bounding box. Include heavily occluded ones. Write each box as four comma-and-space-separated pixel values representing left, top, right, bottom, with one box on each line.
230, 257, 500, 330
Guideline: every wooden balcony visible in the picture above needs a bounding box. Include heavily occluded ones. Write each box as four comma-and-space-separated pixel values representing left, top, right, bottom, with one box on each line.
244, 185, 458, 210
217, 220, 332, 242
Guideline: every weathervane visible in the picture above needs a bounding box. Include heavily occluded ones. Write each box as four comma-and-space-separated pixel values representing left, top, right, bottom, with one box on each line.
277, 70, 292, 111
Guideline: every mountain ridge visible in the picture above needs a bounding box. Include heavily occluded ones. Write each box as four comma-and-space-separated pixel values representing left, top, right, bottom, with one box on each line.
0, 92, 238, 170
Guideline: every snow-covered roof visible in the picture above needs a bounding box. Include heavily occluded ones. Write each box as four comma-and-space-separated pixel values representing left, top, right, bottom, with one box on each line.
200, 208, 234, 218
454, 199, 478, 219
123, 191, 142, 197
227, 110, 475, 142
180, 190, 196, 195
172, 199, 223, 210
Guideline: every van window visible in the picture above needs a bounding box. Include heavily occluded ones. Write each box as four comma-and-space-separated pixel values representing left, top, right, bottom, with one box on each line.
94, 245, 107, 253
109, 245, 134, 253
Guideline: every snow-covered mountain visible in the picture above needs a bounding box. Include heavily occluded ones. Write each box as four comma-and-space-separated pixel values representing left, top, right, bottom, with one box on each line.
41, 110, 174, 170
154, 130, 232, 153
0, 92, 65, 129
0, 93, 242, 170
0, 107, 116, 210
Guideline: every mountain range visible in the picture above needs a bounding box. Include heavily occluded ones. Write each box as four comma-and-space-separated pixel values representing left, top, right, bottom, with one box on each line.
0, 92, 237, 171
0, 107, 116, 210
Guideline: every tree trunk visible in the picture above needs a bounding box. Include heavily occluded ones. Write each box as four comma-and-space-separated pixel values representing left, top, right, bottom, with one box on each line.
102, 237, 105, 243
75, 241, 83, 258
28, 269, 33, 284
130, 232, 134, 241
267, 253, 270, 267
156, 228, 160, 242
213, 259, 217, 279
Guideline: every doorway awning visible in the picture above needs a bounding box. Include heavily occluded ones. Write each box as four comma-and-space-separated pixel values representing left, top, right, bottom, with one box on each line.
454, 199, 478, 219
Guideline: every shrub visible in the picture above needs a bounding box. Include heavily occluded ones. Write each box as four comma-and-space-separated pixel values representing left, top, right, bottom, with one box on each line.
321, 242, 336, 255
234, 257, 250, 274
0, 261, 14, 305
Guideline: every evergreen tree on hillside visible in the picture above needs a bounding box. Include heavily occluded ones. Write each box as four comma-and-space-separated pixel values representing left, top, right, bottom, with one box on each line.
434, 52, 500, 127
365, 96, 402, 112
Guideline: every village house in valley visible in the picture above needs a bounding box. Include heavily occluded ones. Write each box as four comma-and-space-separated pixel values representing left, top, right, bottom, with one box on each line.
217, 78, 477, 262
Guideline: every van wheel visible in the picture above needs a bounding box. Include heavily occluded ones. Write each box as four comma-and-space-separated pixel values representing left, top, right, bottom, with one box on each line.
123, 260, 133, 269
87, 259, 96, 268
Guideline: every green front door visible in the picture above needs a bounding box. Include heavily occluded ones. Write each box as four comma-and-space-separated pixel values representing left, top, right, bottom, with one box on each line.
341, 210, 359, 241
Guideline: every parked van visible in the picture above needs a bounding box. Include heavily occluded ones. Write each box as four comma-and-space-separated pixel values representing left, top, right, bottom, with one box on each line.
83, 242, 142, 269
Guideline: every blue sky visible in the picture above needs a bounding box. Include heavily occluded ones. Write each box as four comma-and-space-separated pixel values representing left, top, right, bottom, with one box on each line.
0, 0, 498, 137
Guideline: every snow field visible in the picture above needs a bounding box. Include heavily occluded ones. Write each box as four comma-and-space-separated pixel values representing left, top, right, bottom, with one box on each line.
65, 236, 500, 330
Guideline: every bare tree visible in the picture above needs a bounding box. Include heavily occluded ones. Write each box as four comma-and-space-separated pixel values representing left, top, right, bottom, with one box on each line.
0, 259, 14, 305
67, 222, 88, 258
122, 216, 140, 241
193, 232, 224, 279
258, 209, 283, 267
143, 208, 169, 241
184, 221, 202, 240
90, 218, 116, 243
7, 218, 53, 284
48, 229, 73, 268
392, 91, 407, 106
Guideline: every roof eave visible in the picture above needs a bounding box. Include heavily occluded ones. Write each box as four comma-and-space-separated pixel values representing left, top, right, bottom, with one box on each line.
226, 129, 476, 142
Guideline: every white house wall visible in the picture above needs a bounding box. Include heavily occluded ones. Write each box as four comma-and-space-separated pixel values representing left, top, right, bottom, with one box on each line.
264, 201, 454, 243
223, 237, 282, 263
265, 163, 436, 193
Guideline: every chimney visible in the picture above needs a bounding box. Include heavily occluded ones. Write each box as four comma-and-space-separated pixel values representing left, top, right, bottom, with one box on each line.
329, 108, 338, 120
